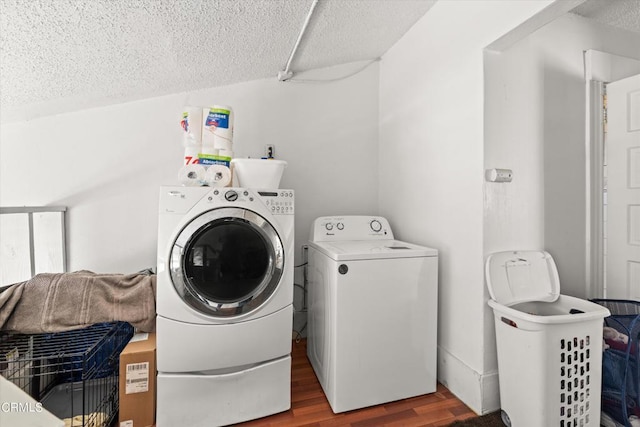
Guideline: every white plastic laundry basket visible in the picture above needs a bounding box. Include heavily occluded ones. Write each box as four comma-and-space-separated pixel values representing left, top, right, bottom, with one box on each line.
486, 251, 611, 427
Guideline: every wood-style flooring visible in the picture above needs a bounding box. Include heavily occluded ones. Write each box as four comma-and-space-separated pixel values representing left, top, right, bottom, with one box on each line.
236, 339, 478, 427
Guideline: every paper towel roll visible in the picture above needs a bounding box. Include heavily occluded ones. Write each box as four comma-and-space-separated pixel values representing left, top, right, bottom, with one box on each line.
202, 106, 233, 149
181, 106, 203, 145
212, 139, 232, 151
218, 149, 234, 158
204, 164, 232, 188
178, 164, 206, 186
200, 145, 218, 156
184, 145, 200, 165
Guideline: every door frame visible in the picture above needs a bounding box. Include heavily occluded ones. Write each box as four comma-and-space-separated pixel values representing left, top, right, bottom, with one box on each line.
586, 78, 605, 298
585, 50, 640, 298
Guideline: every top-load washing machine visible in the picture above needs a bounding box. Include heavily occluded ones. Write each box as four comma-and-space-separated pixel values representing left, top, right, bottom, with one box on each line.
306, 216, 439, 413
156, 186, 294, 427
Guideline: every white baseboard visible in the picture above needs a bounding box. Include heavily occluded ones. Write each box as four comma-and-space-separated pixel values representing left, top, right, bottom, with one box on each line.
437, 345, 500, 415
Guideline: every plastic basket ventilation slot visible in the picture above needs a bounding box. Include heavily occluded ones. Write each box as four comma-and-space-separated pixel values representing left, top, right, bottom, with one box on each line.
559, 335, 592, 427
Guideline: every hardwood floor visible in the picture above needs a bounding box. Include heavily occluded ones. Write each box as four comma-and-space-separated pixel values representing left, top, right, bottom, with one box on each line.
236, 339, 478, 427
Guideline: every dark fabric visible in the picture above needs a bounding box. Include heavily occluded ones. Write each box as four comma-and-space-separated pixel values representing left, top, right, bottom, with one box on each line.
449, 411, 504, 427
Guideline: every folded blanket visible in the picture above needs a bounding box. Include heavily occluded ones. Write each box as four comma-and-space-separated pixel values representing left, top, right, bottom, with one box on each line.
0, 271, 156, 334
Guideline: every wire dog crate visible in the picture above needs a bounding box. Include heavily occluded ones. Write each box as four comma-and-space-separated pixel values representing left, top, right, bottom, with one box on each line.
0, 322, 134, 427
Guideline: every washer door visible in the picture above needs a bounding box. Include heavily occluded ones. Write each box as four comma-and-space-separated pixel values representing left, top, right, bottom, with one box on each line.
169, 208, 284, 317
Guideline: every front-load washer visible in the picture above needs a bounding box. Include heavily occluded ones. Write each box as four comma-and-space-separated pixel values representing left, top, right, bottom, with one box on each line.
156, 186, 294, 427
306, 216, 438, 413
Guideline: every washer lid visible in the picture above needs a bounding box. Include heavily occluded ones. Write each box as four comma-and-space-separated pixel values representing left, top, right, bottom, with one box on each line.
485, 250, 560, 306
310, 239, 437, 261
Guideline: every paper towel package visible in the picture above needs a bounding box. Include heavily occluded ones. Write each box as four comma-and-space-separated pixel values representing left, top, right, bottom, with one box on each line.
198, 153, 231, 167
200, 146, 217, 156
180, 106, 203, 146
183, 145, 200, 165
202, 106, 233, 149
178, 105, 235, 187
181, 106, 204, 165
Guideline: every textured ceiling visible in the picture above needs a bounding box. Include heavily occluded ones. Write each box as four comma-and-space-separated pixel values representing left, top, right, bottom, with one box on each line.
0, 0, 639, 123
571, 0, 640, 34
0, 0, 435, 122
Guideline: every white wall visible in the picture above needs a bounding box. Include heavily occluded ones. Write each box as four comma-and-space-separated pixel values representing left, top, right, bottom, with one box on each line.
482, 9, 640, 413
485, 14, 640, 300
378, 0, 552, 414
6, 0, 640, 416
0, 65, 380, 294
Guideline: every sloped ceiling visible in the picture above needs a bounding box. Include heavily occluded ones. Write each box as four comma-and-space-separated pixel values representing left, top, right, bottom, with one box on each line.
0, 0, 436, 122
0, 0, 639, 124
571, 0, 640, 34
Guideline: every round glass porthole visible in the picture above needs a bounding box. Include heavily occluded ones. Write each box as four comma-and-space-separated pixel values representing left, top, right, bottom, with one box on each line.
169, 208, 284, 317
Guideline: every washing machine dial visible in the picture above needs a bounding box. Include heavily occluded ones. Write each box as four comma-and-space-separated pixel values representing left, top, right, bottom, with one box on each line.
225, 190, 238, 202
336, 222, 344, 230
325, 223, 334, 231
370, 219, 382, 232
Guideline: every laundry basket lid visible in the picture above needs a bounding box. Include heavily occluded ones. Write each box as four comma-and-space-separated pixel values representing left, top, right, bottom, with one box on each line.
485, 250, 560, 306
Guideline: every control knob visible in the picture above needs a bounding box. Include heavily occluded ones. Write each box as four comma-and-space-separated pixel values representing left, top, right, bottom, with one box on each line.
370, 219, 382, 232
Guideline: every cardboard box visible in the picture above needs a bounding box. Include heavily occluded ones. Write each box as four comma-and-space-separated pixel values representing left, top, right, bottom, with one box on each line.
119, 332, 156, 427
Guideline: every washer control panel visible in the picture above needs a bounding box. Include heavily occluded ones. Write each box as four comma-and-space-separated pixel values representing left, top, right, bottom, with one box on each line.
310, 216, 393, 242
260, 190, 294, 215
205, 188, 294, 215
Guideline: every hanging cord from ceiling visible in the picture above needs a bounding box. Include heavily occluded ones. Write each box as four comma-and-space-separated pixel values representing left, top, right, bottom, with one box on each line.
285, 57, 380, 84
277, 0, 320, 82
